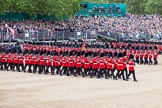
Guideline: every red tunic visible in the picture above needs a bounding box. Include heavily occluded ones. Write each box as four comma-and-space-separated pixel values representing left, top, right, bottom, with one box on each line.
76, 58, 82, 68
46, 56, 52, 66
117, 60, 124, 71
7, 54, 13, 63
99, 61, 106, 69
18, 55, 23, 64
24, 55, 29, 65
128, 60, 135, 71
29, 55, 33, 65
92, 61, 98, 69
84, 58, 91, 69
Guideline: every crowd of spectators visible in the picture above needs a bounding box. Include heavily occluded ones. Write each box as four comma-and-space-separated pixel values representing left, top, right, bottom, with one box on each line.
0, 14, 162, 40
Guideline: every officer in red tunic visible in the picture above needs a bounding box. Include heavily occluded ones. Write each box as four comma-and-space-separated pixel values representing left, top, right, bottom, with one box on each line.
98, 59, 106, 78
53, 56, 61, 74
61, 57, 68, 76
122, 57, 128, 78
75, 57, 83, 77
110, 58, 117, 79
140, 51, 144, 64
46, 55, 53, 74
24, 54, 29, 72
144, 51, 148, 65
7, 53, 13, 71
68, 57, 75, 76
28, 54, 34, 73
148, 53, 153, 65
39, 55, 46, 74
18, 54, 24, 72
12, 53, 19, 71
1, 52, 7, 70
127, 59, 137, 82
135, 52, 140, 64
153, 51, 158, 65
106, 57, 114, 79
33, 54, 40, 73
83, 57, 91, 77
116, 59, 126, 80
91, 59, 98, 78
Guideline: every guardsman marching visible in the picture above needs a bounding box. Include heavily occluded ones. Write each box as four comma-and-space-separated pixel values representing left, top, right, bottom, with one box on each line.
116, 59, 126, 80
135, 51, 140, 64
39, 55, 46, 74
75, 56, 83, 77
46, 55, 53, 74
28, 54, 34, 73
83, 57, 91, 77
140, 51, 144, 64
33, 54, 40, 73
13, 53, 18, 71
1, 52, 7, 70
61, 57, 68, 76
18, 54, 24, 72
7, 53, 13, 71
148, 53, 153, 65
53, 56, 61, 74
144, 51, 148, 65
91, 58, 98, 78
24, 54, 29, 72
122, 57, 128, 78
153, 51, 158, 65
68, 57, 75, 76
127, 59, 138, 82
98, 58, 106, 78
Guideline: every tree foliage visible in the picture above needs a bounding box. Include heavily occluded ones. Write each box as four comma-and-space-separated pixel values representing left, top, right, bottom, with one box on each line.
0, 0, 161, 20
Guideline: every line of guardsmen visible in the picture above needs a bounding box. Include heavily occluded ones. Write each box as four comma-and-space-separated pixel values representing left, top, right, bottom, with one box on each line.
23, 43, 159, 65
0, 52, 138, 81
0, 41, 160, 82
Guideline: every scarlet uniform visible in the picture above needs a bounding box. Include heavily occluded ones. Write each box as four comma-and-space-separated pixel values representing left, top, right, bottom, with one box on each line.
91, 59, 98, 78
18, 54, 24, 72
98, 59, 106, 78
148, 53, 153, 65
24, 54, 29, 72
1, 53, 7, 70
46, 55, 52, 74
117, 60, 124, 71
28, 55, 33, 73
13, 54, 18, 71
33, 55, 39, 73
122, 57, 128, 78
52, 56, 61, 74
7, 53, 13, 71
84, 58, 91, 69
68, 57, 75, 76
83, 58, 91, 77
105, 58, 112, 79
75, 57, 83, 77
153, 51, 158, 65
144, 52, 148, 65
39, 55, 46, 74
127, 60, 137, 82
76, 58, 83, 68
116, 59, 126, 80
24, 54, 29, 65
135, 53, 140, 64
61, 58, 68, 76
140, 52, 144, 64
1, 53, 6, 63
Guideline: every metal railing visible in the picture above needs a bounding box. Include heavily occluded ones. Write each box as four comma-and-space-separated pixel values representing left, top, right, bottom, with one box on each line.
0, 30, 162, 43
